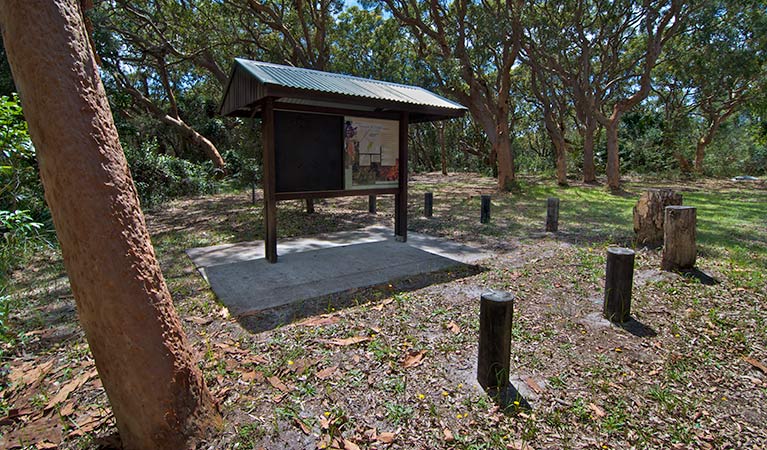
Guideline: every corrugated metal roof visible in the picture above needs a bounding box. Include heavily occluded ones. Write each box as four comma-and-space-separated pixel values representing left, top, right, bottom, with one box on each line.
220, 58, 467, 121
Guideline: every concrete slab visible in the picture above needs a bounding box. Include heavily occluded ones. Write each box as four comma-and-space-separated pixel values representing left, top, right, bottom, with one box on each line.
186, 226, 490, 318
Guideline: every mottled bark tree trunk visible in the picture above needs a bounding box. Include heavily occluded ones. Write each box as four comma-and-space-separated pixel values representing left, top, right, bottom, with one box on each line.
581, 120, 597, 183
605, 118, 621, 190
0, 1, 221, 448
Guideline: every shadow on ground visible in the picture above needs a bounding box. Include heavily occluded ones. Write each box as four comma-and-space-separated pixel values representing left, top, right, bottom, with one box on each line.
235, 263, 485, 333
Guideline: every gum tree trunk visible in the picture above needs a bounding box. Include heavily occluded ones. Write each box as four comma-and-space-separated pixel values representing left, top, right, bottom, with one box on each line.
0, 1, 221, 448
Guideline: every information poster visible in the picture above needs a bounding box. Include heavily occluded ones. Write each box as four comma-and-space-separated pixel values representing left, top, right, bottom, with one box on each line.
343, 116, 399, 190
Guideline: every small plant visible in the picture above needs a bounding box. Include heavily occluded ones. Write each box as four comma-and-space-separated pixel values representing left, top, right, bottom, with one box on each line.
384, 401, 414, 424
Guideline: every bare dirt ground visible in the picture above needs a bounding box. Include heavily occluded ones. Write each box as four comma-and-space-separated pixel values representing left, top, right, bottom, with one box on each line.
1, 173, 765, 449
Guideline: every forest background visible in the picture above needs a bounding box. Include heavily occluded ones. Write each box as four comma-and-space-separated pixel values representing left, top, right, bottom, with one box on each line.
1, 0, 765, 281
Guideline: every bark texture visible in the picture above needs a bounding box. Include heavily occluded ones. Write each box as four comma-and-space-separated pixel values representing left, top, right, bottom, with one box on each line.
661, 206, 697, 271
633, 189, 683, 247
0, 1, 221, 448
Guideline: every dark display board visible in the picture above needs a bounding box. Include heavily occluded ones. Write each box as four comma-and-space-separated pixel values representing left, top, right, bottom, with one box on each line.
274, 111, 344, 193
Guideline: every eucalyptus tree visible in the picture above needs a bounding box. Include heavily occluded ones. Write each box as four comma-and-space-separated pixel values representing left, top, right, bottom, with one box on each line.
0, 1, 221, 447
524, 0, 688, 189
224, 0, 343, 70
683, 0, 766, 173
379, 0, 524, 191
94, 0, 229, 169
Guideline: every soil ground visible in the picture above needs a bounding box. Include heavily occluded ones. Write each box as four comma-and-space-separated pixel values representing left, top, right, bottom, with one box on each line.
1, 173, 765, 450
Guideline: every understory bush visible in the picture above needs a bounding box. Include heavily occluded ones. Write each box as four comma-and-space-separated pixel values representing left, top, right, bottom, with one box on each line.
124, 140, 219, 208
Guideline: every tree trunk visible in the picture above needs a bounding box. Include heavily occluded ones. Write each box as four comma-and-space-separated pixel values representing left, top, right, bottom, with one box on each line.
633, 189, 682, 247
438, 122, 447, 175
582, 121, 597, 183
0, 2, 221, 449
495, 120, 515, 191
605, 119, 620, 190
694, 133, 712, 174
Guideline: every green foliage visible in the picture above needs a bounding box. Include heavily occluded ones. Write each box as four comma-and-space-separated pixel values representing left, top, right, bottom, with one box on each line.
124, 140, 219, 208
0, 95, 51, 275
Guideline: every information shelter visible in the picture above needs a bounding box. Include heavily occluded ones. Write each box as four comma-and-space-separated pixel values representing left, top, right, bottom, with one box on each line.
220, 59, 467, 262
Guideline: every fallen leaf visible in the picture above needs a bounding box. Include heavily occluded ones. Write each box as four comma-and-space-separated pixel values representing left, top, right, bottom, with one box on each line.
507, 440, 535, 450
46, 368, 98, 410
744, 356, 767, 374
372, 298, 394, 311
318, 336, 371, 346
215, 342, 249, 355
296, 315, 341, 327
242, 371, 263, 383
402, 350, 426, 368
295, 418, 311, 435
344, 439, 361, 450
377, 432, 396, 443
446, 321, 461, 334
0, 408, 32, 426
443, 428, 454, 442
59, 402, 76, 417
316, 365, 339, 380
246, 354, 269, 365
588, 402, 606, 418
9, 359, 55, 387
186, 316, 213, 325
66, 413, 107, 438
1, 414, 63, 447
267, 376, 290, 392
523, 376, 543, 394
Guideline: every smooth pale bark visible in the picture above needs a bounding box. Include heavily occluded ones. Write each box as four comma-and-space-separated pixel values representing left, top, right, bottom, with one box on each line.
0, 1, 221, 448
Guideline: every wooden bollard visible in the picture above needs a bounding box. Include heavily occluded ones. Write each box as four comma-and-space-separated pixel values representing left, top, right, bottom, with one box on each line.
306, 198, 315, 214
477, 290, 514, 391
604, 247, 635, 323
368, 195, 376, 214
480, 195, 491, 224
546, 197, 560, 232
424, 192, 433, 217
251, 180, 257, 205
662, 206, 696, 271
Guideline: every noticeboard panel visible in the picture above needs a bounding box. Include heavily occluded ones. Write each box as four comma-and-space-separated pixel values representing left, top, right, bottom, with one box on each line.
274, 111, 344, 193
343, 116, 399, 190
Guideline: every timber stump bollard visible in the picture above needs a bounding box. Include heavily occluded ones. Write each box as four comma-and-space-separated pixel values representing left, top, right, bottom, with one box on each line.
545, 197, 560, 232
604, 247, 635, 323
477, 290, 514, 392
662, 206, 697, 271
480, 195, 491, 224
424, 192, 433, 218
368, 195, 376, 214
306, 198, 315, 214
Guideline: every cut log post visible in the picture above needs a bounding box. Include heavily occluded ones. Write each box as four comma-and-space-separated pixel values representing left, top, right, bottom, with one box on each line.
545, 197, 560, 232
633, 189, 683, 247
368, 195, 376, 214
251, 180, 257, 205
603, 247, 635, 323
424, 192, 433, 218
477, 290, 514, 391
662, 206, 697, 271
480, 195, 491, 224
305, 198, 315, 214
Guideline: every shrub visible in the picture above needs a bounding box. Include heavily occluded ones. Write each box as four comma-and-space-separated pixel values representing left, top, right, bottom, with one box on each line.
124, 140, 219, 207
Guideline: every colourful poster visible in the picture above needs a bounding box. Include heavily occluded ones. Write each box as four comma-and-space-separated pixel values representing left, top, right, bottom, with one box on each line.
344, 117, 399, 189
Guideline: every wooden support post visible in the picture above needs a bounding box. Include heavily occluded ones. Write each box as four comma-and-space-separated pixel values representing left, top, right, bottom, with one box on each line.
662, 206, 697, 271
480, 195, 491, 224
424, 192, 433, 218
395, 112, 409, 242
305, 198, 314, 214
262, 98, 277, 263
603, 247, 635, 323
368, 195, 376, 214
251, 179, 256, 205
477, 290, 514, 391
546, 197, 560, 232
